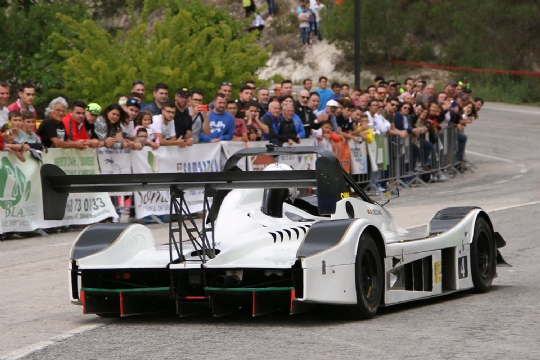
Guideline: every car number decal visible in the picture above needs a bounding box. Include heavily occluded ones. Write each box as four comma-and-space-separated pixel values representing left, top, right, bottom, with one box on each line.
458, 256, 468, 279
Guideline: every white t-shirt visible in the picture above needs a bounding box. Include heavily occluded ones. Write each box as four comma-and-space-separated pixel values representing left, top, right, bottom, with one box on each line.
121, 121, 135, 138
150, 114, 176, 140
0, 107, 8, 128
145, 126, 157, 141
365, 111, 390, 135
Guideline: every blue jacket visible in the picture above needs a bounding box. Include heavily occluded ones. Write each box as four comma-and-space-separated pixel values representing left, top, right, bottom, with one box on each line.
199, 111, 235, 142
316, 88, 333, 111
394, 111, 412, 134
293, 114, 306, 139
261, 113, 280, 141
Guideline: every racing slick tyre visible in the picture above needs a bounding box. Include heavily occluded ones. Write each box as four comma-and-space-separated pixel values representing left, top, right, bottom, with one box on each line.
471, 217, 496, 293
352, 233, 382, 319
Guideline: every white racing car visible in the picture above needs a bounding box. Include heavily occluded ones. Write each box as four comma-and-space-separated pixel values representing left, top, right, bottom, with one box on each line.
41, 146, 510, 318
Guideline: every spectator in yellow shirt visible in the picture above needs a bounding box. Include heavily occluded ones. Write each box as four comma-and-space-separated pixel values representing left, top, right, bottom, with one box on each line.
352, 113, 374, 144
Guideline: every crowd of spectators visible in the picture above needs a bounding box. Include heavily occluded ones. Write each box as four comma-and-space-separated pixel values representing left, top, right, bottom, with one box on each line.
0, 76, 484, 166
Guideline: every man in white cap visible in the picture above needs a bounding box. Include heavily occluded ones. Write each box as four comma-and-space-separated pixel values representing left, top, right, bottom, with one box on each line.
313, 99, 339, 132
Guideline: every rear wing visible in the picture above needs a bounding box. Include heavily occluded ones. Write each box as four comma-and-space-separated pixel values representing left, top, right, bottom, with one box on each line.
40, 146, 369, 220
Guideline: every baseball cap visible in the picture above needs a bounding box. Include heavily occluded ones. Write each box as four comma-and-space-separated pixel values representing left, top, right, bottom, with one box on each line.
326, 99, 339, 107
445, 80, 457, 86
176, 87, 190, 96
86, 103, 101, 115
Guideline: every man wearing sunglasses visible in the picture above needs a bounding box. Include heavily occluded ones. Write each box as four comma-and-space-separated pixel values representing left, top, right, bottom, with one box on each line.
131, 80, 147, 108
376, 84, 388, 102
366, 99, 388, 136
381, 97, 408, 138
294, 89, 316, 136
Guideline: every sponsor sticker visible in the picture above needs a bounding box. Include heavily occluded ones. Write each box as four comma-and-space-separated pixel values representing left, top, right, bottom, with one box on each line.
434, 260, 442, 285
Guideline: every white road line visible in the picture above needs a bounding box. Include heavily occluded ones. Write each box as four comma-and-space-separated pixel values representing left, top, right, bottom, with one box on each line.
50, 242, 73, 247
466, 150, 516, 163
488, 200, 540, 213
434, 190, 452, 195
406, 200, 540, 229
0, 323, 109, 360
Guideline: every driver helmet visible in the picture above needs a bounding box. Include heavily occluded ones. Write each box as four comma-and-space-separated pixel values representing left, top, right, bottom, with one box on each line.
263, 163, 296, 201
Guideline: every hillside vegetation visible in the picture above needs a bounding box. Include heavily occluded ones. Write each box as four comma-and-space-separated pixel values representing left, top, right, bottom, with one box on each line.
323, 0, 540, 103
1, 0, 539, 106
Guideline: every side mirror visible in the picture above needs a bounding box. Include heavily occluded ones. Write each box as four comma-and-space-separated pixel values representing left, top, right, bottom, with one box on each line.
380, 187, 399, 206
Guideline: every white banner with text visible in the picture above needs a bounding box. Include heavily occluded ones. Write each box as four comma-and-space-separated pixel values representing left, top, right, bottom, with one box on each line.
130, 144, 222, 219
41, 148, 116, 225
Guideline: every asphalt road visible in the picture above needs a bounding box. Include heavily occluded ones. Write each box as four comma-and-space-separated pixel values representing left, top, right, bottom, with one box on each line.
1, 102, 539, 359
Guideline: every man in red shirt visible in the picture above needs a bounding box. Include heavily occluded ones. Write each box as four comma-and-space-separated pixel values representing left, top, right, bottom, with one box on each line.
63, 100, 99, 147
7, 83, 37, 119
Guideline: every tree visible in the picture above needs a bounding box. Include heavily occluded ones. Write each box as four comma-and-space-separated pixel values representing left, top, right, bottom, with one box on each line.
323, 0, 540, 71
0, 0, 91, 106
51, 0, 270, 105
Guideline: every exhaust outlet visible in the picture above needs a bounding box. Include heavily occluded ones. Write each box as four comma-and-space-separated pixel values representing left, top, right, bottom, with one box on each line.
215, 275, 241, 287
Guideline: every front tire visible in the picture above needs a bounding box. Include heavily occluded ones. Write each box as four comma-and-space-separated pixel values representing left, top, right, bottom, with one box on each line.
471, 217, 496, 292
352, 233, 382, 319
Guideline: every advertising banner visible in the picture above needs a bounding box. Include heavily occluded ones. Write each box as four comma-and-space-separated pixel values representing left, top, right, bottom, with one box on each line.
0, 153, 44, 233
367, 135, 388, 171
349, 140, 368, 174
131, 144, 221, 218
41, 148, 116, 225
279, 138, 318, 170
246, 138, 317, 171
97, 148, 133, 196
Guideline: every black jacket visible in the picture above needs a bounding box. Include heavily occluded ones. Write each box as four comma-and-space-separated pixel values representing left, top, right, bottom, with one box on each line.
294, 101, 317, 134
277, 115, 298, 143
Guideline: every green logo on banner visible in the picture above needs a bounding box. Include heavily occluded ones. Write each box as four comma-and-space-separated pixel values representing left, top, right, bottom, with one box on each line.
147, 151, 160, 173
0, 157, 31, 210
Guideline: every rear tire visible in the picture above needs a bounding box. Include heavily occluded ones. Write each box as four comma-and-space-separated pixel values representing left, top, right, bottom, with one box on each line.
352, 233, 382, 319
471, 217, 496, 292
